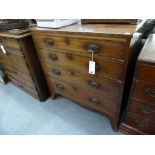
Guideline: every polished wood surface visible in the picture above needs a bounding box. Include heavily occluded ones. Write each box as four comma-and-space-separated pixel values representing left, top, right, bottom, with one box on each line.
128, 99, 155, 122
31, 22, 144, 131
32, 33, 128, 61
48, 78, 119, 116
30, 21, 146, 38
0, 29, 31, 39
46, 64, 122, 100
123, 113, 155, 135
81, 19, 140, 25
132, 80, 155, 104
0, 29, 50, 101
136, 62, 155, 84
120, 34, 155, 134
36, 48, 124, 81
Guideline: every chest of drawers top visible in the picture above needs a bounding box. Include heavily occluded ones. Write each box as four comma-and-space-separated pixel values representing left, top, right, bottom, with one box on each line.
30, 22, 144, 38
0, 29, 31, 39
0, 29, 31, 53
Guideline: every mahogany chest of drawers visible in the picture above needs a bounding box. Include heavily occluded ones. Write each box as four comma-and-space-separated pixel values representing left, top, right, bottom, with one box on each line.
0, 29, 49, 101
120, 34, 155, 134
31, 22, 144, 130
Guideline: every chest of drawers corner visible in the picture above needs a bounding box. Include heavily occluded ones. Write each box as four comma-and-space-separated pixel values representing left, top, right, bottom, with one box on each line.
120, 34, 155, 135
0, 29, 50, 101
31, 23, 144, 131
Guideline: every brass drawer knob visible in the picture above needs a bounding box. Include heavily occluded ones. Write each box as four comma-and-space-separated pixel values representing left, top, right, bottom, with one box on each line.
45, 39, 53, 46
90, 97, 99, 104
87, 43, 100, 53
146, 87, 155, 98
49, 54, 57, 61
56, 83, 64, 90
88, 80, 100, 89
140, 104, 155, 115
52, 69, 61, 75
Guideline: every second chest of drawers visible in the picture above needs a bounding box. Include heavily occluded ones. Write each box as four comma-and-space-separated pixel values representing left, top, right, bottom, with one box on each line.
0, 29, 50, 101
120, 34, 155, 134
31, 23, 144, 131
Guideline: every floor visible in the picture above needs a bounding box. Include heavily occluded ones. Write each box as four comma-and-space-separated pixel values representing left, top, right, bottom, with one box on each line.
0, 83, 122, 135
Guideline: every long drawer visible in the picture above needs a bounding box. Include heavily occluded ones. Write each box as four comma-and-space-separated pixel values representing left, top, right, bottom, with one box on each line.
32, 34, 128, 61
136, 62, 155, 84
128, 99, 155, 122
124, 113, 155, 134
48, 78, 119, 116
46, 64, 122, 100
8, 75, 39, 100
37, 48, 124, 81
132, 80, 155, 105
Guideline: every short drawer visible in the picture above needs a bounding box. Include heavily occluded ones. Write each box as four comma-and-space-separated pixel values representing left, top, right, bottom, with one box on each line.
124, 113, 155, 134
48, 78, 119, 116
37, 48, 124, 81
32, 34, 127, 61
0, 37, 21, 51
128, 99, 155, 122
132, 80, 155, 105
136, 62, 155, 84
46, 64, 122, 100
8, 75, 39, 100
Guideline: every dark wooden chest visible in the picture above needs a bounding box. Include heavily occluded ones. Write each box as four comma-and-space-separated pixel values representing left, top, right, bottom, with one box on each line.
30, 22, 145, 131
0, 29, 49, 101
120, 34, 155, 134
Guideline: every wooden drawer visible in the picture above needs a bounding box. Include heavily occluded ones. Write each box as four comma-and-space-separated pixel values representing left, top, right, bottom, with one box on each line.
124, 113, 155, 134
32, 34, 127, 61
37, 48, 124, 81
132, 80, 155, 105
0, 50, 26, 67
136, 62, 155, 84
6, 68, 35, 90
48, 78, 118, 116
46, 64, 122, 100
0, 37, 21, 51
8, 75, 39, 100
128, 99, 155, 122
0, 50, 32, 76
3, 61, 31, 77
